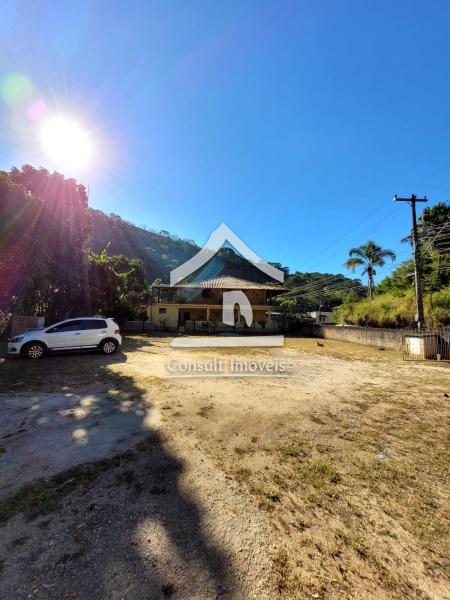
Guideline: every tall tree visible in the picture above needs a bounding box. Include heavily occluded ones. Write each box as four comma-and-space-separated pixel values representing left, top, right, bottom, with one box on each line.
6, 165, 91, 320
419, 202, 450, 289
86, 245, 146, 322
419, 202, 450, 254
0, 170, 57, 315
345, 241, 396, 299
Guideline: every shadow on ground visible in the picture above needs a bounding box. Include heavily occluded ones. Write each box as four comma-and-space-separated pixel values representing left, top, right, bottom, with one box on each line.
0, 334, 157, 392
0, 339, 238, 599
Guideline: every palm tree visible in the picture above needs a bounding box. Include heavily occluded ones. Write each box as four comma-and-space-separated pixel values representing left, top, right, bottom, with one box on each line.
345, 241, 395, 299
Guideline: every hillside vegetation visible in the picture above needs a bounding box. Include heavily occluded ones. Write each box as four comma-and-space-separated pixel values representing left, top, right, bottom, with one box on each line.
0, 167, 151, 324
91, 211, 366, 310
335, 287, 450, 328
282, 272, 365, 312
90, 209, 280, 283
0, 165, 365, 324
337, 202, 450, 328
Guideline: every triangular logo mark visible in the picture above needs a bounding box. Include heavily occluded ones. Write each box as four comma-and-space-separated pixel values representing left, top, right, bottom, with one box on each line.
170, 223, 284, 286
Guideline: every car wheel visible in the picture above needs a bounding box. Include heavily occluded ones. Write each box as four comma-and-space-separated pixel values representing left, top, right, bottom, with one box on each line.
100, 339, 117, 355
24, 342, 46, 359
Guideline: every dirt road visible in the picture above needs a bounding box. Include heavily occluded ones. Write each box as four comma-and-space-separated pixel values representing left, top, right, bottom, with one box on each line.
0, 336, 448, 599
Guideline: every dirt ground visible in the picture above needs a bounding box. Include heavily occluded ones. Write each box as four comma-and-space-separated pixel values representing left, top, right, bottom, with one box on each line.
0, 335, 449, 600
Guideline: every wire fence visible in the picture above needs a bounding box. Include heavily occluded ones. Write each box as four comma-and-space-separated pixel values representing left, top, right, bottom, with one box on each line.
184, 319, 281, 334
122, 320, 450, 360
304, 323, 450, 361
402, 327, 450, 361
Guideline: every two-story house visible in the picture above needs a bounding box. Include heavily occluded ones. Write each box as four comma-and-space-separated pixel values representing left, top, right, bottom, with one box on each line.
147, 276, 285, 332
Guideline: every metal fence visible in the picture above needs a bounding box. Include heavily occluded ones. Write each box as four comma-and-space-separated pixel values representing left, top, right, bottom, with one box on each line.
402, 328, 450, 361
123, 320, 153, 333
184, 319, 280, 334
123, 320, 450, 360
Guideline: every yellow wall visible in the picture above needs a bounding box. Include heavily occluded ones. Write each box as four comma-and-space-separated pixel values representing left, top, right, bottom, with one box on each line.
148, 304, 179, 329
147, 304, 276, 331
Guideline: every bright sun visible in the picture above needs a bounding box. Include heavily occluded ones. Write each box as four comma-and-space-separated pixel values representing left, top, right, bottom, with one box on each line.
40, 116, 93, 170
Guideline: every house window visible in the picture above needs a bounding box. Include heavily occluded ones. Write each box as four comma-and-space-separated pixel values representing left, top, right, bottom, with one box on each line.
159, 308, 166, 314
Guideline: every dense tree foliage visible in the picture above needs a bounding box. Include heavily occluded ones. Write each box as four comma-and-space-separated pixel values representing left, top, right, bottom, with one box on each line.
90, 209, 200, 282
374, 203, 449, 299
0, 167, 145, 325
0, 167, 90, 320
282, 272, 365, 312
86, 245, 146, 321
0, 171, 45, 313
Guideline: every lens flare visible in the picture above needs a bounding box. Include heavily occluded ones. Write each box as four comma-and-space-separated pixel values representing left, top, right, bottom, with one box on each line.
27, 98, 47, 121
1, 72, 34, 107
40, 116, 93, 169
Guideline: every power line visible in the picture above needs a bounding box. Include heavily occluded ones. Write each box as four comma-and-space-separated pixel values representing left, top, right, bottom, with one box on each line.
285, 246, 411, 295
299, 201, 396, 269
281, 245, 413, 302
298, 205, 402, 272
420, 223, 450, 255
281, 274, 364, 297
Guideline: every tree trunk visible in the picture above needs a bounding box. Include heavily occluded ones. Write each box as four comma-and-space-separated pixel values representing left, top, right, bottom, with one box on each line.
367, 266, 374, 300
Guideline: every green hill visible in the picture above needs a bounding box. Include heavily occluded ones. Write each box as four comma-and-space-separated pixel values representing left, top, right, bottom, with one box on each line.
90, 209, 366, 311
90, 209, 283, 284
0, 165, 366, 320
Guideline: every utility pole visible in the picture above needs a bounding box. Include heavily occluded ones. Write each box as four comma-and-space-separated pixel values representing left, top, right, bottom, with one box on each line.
394, 194, 428, 330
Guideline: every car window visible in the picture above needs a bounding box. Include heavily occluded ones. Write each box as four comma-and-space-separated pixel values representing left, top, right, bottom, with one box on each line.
47, 320, 83, 333
82, 319, 107, 330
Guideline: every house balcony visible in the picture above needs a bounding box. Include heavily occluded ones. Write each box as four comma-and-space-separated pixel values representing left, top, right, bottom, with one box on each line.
149, 295, 281, 306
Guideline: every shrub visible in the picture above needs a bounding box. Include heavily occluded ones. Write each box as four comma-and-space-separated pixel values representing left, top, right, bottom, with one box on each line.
426, 287, 450, 327
336, 287, 450, 328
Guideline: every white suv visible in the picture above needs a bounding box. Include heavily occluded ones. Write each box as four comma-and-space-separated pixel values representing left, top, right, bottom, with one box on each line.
8, 317, 122, 359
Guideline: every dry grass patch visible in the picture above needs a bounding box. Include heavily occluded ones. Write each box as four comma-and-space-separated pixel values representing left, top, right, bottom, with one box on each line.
2, 335, 448, 598
297, 460, 342, 486
0, 437, 156, 524
197, 377, 450, 598
284, 336, 403, 363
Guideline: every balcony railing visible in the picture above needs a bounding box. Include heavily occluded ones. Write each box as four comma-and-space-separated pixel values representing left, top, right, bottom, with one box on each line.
149, 294, 280, 306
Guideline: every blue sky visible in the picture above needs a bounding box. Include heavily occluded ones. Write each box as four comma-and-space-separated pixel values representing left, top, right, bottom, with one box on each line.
1, 0, 449, 281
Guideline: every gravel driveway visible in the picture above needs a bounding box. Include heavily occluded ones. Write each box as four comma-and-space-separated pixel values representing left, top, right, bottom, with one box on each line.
0, 336, 448, 599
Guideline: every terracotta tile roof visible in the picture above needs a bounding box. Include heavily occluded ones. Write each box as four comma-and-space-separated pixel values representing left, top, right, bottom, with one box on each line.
158, 276, 285, 290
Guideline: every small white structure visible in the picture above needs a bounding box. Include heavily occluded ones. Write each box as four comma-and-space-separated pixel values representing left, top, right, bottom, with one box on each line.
404, 334, 440, 359
309, 311, 334, 324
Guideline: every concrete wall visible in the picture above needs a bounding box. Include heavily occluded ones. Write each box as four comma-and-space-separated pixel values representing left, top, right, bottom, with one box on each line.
308, 311, 334, 324
301, 323, 405, 350
11, 316, 45, 337
145, 304, 278, 332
